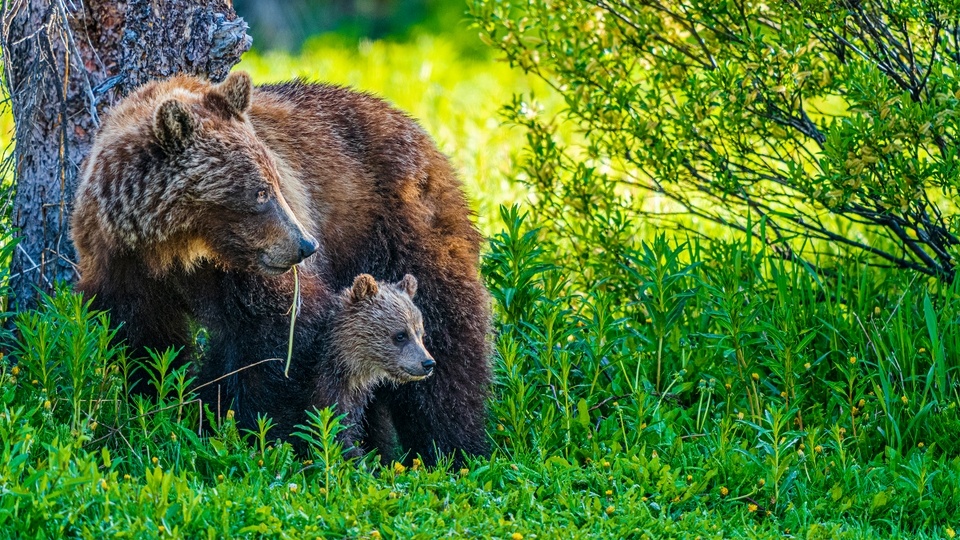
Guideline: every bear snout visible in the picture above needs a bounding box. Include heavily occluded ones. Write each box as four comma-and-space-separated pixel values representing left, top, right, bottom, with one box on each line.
298, 236, 319, 262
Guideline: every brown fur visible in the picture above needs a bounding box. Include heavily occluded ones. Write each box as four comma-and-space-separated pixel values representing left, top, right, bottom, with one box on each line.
72, 71, 492, 464
312, 274, 434, 455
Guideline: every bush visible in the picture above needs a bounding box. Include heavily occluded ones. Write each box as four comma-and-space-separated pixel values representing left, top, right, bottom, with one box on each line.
471, 0, 960, 280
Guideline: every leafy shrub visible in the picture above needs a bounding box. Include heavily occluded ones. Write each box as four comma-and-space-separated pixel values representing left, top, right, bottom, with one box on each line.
471, 0, 960, 280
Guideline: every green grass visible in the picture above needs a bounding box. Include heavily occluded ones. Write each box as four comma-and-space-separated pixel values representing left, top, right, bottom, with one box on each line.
2, 32, 960, 539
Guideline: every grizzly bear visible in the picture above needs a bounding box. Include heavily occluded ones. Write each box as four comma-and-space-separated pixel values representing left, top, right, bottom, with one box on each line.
71, 71, 491, 465
309, 273, 434, 455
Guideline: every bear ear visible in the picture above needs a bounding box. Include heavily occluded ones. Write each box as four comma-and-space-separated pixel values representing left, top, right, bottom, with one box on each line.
349, 274, 379, 303
213, 71, 252, 115
398, 274, 418, 298
153, 99, 197, 153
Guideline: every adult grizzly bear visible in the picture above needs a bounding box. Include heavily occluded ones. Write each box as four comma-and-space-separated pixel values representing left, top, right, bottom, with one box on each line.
71, 71, 491, 465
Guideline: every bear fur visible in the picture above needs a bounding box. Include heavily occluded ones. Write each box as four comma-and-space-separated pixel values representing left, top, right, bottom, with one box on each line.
71, 71, 491, 464
312, 273, 434, 455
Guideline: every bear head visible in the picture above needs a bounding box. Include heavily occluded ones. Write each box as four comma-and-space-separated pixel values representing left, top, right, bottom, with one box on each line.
334, 273, 435, 385
72, 71, 318, 277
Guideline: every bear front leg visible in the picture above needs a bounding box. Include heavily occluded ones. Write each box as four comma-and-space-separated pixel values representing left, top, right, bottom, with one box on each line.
78, 258, 193, 397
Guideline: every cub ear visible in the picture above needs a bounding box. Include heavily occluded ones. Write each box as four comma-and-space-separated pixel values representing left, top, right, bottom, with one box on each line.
214, 71, 252, 114
153, 99, 196, 153
398, 274, 418, 298
349, 274, 379, 303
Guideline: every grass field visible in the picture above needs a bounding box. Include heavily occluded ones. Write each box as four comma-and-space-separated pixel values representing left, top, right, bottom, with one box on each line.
2, 28, 960, 539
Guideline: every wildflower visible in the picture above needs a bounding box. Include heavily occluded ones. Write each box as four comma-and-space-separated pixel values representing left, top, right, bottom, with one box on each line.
32, 379, 38, 385
43, 400, 51, 410
852, 407, 859, 416
651, 451, 658, 459
686, 475, 693, 482
838, 427, 846, 435
814, 445, 823, 454
804, 362, 811, 369
460, 468, 469, 476
151, 456, 158, 465
170, 433, 177, 441
218, 474, 224, 481
757, 479, 765, 487
497, 424, 505, 432
605, 505, 615, 515
372, 532, 382, 540
511, 464, 519, 471
858, 399, 865, 407
225, 409, 235, 420
639, 423, 647, 430
124, 474, 131, 480
605, 490, 613, 496
671, 495, 680, 503
946, 527, 955, 539
918, 442, 925, 448
724, 383, 732, 390
159, 525, 166, 534
258, 459, 264, 467
751, 372, 760, 381
641, 496, 648, 502
748, 503, 758, 513
412, 458, 422, 470
289, 483, 298, 492
645, 318, 653, 324
919, 347, 927, 354
602, 460, 610, 468
90, 421, 98, 431
511, 534, 523, 540
394, 462, 406, 474
737, 412, 744, 420
874, 306, 881, 315
99, 479, 108, 490
720, 487, 729, 496
319, 488, 328, 495
780, 391, 787, 398
849, 356, 857, 364
10, 366, 19, 376
901, 395, 909, 404
303, 460, 313, 465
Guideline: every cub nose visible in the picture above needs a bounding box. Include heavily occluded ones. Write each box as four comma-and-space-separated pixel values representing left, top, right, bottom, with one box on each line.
421, 359, 436, 371
297, 236, 319, 261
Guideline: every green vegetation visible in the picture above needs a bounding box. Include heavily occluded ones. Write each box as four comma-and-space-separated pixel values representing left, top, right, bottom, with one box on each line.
3, 4, 960, 537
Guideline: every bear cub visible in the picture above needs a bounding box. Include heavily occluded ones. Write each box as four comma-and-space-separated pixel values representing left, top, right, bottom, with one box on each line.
312, 273, 434, 455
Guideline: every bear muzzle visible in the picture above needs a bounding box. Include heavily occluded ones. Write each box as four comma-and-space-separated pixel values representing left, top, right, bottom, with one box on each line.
258, 233, 320, 275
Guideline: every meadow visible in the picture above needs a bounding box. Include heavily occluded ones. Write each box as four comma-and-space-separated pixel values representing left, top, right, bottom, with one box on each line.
2, 26, 960, 540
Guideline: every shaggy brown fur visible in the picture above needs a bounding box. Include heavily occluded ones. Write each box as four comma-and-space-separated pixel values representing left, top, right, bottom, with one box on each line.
312, 273, 434, 455
71, 71, 491, 464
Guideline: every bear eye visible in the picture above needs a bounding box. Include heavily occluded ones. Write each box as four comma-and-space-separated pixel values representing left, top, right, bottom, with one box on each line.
392, 331, 408, 346
256, 189, 269, 204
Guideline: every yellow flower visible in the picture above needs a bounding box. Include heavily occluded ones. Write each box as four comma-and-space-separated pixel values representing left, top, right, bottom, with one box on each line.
497, 424, 505, 432
737, 412, 744, 420
748, 503, 758, 513
225, 409, 235, 420
258, 459, 264, 467
874, 306, 881, 315
804, 362, 811, 369
757, 479, 765, 487
43, 400, 51, 410
686, 475, 693, 482
394, 462, 406, 474
99, 479, 108, 490
158, 525, 166, 534
289, 483, 298, 492
605, 505, 615, 515
511, 534, 523, 540
412, 458, 422, 470
123, 474, 131, 480
511, 464, 519, 471
605, 490, 613, 496
918, 442, 925, 448
602, 460, 610, 468
814, 445, 823, 454
919, 347, 927, 354
751, 372, 760, 381
849, 356, 857, 364
170, 433, 177, 441
217, 474, 224, 481
460, 468, 469, 476
720, 486, 729, 496
945, 527, 955, 539
151, 456, 158, 465
372, 531, 382, 540
10, 366, 19, 376
901, 395, 909, 404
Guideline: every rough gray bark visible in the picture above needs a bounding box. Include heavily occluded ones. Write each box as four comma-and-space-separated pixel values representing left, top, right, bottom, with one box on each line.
1, 0, 251, 308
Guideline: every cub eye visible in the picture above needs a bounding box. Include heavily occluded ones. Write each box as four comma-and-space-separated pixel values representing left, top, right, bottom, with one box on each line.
392, 331, 408, 346
256, 189, 269, 204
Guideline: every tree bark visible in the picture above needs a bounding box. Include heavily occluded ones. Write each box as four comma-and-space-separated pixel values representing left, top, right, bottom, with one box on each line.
1, 0, 251, 309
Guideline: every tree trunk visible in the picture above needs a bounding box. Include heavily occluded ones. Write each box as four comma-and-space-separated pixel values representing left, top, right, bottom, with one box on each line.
1, 0, 251, 309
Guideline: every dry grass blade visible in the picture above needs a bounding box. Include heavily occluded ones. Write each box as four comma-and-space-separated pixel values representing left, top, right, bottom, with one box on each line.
284, 264, 301, 378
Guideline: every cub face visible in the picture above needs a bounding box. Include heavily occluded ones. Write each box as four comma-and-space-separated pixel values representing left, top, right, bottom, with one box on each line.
338, 274, 436, 384
74, 71, 318, 275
